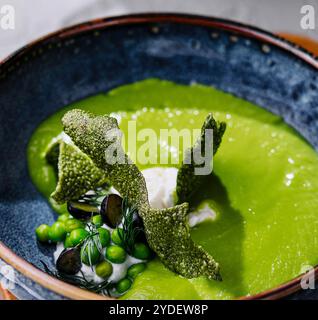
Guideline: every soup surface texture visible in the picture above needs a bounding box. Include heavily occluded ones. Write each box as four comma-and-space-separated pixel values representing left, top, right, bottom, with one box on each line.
28, 79, 318, 299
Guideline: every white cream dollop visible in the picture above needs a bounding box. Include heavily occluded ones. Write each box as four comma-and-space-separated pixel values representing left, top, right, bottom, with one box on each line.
142, 167, 217, 225
188, 203, 217, 227
142, 167, 178, 208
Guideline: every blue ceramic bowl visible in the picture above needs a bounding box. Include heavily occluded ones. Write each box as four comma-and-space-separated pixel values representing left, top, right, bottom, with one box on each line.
0, 14, 318, 300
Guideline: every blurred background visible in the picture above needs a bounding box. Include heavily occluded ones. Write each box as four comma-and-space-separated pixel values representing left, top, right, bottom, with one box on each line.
0, 0, 318, 60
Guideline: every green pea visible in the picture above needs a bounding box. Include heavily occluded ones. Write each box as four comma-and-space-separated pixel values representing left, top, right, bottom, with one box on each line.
57, 213, 71, 223
81, 243, 100, 266
106, 245, 126, 264
48, 222, 66, 243
64, 234, 73, 248
116, 278, 132, 294
69, 228, 89, 246
132, 243, 151, 260
92, 215, 103, 228
111, 228, 124, 246
35, 224, 50, 242
98, 228, 110, 247
127, 263, 146, 279
95, 261, 113, 279
64, 219, 84, 233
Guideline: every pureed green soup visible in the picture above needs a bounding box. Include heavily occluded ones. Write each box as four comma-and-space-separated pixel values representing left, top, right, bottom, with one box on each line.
28, 79, 318, 299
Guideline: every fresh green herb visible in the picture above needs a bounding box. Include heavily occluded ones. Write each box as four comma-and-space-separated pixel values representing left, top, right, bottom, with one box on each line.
118, 198, 142, 255
80, 224, 104, 269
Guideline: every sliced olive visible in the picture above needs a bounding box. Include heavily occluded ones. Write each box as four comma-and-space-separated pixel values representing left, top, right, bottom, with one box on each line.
67, 201, 99, 220
56, 247, 82, 275
132, 212, 143, 228
100, 194, 123, 228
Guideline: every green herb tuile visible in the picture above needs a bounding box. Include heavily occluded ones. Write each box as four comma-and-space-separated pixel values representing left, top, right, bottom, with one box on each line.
49, 141, 107, 204
176, 113, 226, 204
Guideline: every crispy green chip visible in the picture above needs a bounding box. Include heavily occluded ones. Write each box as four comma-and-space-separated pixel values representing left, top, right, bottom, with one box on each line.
62, 109, 149, 209
176, 113, 226, 204
50, 141, 107, 204
141, 204, 221, 280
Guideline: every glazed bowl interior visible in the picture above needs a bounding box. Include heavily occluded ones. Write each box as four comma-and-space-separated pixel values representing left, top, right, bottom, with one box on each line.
1, 14, 318, 300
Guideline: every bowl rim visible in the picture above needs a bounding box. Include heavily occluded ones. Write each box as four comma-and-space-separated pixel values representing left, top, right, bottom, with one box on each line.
1, 12, 317, 300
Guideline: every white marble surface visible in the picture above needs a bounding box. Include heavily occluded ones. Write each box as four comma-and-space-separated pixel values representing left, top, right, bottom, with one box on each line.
0, 0, 318, 60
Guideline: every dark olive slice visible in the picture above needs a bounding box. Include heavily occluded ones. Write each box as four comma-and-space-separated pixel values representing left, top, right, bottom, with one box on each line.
100, 194, 123, 228
56, 247, 82, 275
132, 213, 147, 243
132, 212, 143, 228
67, 201, 99, 220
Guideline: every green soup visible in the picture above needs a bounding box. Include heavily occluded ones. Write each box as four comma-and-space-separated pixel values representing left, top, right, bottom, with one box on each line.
28, 79, 318, 299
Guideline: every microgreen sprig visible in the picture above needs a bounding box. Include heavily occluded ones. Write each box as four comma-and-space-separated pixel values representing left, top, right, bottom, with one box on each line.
79, 223, 104, 270
118, 198, 143, 255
